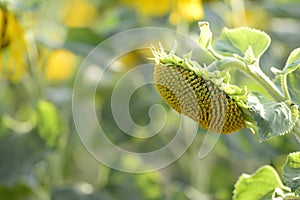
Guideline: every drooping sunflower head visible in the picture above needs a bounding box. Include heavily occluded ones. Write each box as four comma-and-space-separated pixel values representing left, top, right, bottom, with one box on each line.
152, 47, 248, 134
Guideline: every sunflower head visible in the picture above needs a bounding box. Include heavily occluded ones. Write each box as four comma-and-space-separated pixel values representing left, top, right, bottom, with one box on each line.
152, 47, 248, 134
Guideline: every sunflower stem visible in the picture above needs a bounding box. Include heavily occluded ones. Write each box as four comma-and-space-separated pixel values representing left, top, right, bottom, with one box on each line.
281, 74, 291, 102
210, 57, 286, 102
246, 64, 286, 102
292, 121, 300, 144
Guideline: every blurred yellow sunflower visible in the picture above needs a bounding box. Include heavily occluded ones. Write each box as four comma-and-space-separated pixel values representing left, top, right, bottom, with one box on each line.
120, 0, 170, 17
62, 0, 98, 28
0, 8, 28, 83
170, 0, 204, 25
120, 0, 204, 24
44, 48, 78, 83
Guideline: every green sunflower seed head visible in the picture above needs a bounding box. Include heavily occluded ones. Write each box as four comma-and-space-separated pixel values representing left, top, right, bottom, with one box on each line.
152, 46, 250, 134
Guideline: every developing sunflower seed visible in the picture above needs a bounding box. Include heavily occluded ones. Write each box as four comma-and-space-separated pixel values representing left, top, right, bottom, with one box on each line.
152, 48, 246, 134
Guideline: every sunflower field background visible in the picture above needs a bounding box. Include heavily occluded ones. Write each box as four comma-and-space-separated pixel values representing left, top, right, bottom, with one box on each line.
1, 0, 300, 199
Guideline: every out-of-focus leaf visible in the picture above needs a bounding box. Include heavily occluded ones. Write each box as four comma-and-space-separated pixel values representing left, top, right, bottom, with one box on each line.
165, 182, 190, 200
2, 107, 37, 134
108, 170, 162, 200
247, 91, 297, 142
283, 152, 300, 194
66, 28, 103, 45
267, 0, 300, 18
51, 185, 116, 200
214, 27, 271, 59
64, 28, 104, 55
135, 172, 162, 200
233, 165, 286, 200
0, 132, 47, 186
0, 182, 45, 200
36, 100, 62, 147
92, 7, 138, 36
52, 187, 84, 200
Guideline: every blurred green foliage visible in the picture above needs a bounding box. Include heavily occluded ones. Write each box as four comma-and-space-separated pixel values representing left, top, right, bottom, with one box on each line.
0, 0, 300, 199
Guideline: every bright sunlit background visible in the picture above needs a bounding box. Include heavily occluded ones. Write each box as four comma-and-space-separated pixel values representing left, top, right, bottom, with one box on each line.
1, 0, 300, 199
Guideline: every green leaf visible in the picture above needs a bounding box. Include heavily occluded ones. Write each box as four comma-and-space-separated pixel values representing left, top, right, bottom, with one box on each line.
283, 48, 300, 74
0, 182, 45, 200
198, 21, 213, 50
36, 100, 62, 147
233, 165, 286, 200
247, 92, 297, 142
64, 28, 104, 55
214, 27, 271, 59
283, 152, 300, 194
244, 46, 256, 64
275, 48, 300, 103
0, 131, 47, 186
272, 48, 300, 75
52, 185, 116, 200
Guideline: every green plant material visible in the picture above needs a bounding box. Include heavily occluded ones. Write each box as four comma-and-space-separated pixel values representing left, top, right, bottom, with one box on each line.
214, 27, 271, 60
0, 182, 46, 200
64, 28, 104, 55
274, 48, 300, 75
0, 132, 47, 187
135, 172, 162, 200
108, 169, 162, 200
1, 107, 37, 134
198, 21, 212, 50
272, 48, 300, 103
283, 152, 300, 194
286, 68, 300, 104
233, 165, 287, 200
247, 91, 298, 142
51, 185, 116, 200
153, 21, 300, 142
200, 21, 285, 102
36, 100, 62, 147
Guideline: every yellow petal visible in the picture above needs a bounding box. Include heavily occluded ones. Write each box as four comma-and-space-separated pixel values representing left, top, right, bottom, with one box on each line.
0, 9, 28, 83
